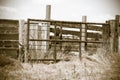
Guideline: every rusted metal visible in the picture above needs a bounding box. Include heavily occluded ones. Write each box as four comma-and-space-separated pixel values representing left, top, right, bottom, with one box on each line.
79, 24, 82, 60
50, 28, 102, 38
54, 22, 57, 62
29, 39, 103, 43
87, 25, 102, 31
28, 19, 108, 25
26, 17, 112, 62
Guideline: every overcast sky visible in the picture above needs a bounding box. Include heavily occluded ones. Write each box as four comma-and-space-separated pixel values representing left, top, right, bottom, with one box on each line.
0, 0, 120, 22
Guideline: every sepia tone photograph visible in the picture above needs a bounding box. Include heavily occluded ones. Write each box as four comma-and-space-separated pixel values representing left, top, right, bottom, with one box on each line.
0, 0, 120, 80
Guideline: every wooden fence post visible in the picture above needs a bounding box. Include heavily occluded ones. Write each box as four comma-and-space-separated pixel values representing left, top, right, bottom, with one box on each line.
109, 15, 119, 53
79, 24, 82, 60
46, 5, 51, 50
109, 20, 116, 52
115, 15, 119, 52
81, 16, 87, 51
19, 19, 25, 61
24, 19, 30, 62
102, 21, 110, 52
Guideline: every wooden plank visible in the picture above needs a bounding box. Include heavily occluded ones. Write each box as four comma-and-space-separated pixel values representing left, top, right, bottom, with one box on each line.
109, 19, 119, 52
0, 19, 18, 25
0, 26, 18, 30
0, 30, 18, 34
0, 34, 18, 40
0, 47, 19, 50
0, 24, 18, 28
0, 40, 18, 47
114, 15, 119, 52
0, 49, 18, 59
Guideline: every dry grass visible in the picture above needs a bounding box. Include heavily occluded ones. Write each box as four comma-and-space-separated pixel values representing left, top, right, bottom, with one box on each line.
0, 54, 23, 80
0, 48, 120, 80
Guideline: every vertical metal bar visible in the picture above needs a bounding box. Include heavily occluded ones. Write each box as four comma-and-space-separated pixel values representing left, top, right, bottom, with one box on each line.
60, 23, 62, 51
27, 19, 30, 52
54, 22, 57, 62
85, 24, 87, 51
79, 24, 82, 60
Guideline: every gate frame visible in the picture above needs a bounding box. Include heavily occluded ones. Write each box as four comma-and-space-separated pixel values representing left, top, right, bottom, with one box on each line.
24, 18, 111, 62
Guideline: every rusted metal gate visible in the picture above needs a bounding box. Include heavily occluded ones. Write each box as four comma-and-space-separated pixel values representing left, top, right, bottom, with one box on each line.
25, 18, 110, 62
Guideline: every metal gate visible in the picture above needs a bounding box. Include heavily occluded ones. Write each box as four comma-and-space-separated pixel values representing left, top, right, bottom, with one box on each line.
26, 19, 110, 62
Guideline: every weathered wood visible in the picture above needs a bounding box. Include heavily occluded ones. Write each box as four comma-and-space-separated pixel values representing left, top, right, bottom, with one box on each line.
0, 34, 18, 40
0, 40, 18, 47
0, 19, 19, 59
115, 15, 119, 52
0, 27, 18, 31
0, 49, 18, 58
19, 20, 25, 61
46, 5, 51, 51
0, 19, 18, 25
109, 15, 119, 53
0, 47, 19, 50
102, 24, 110, 42
24, 19, 30, 62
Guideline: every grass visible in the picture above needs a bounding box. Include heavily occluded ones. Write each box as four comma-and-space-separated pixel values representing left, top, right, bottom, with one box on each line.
0, 48, 120, 80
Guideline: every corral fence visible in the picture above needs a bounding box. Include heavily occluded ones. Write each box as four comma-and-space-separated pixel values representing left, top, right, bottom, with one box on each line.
0, 19, 19, 59
20, 15, 120, 62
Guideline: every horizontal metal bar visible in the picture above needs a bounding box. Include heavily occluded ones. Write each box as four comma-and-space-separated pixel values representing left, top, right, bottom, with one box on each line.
24, 22, 39, 24
28, 19, 108, 25
87, 26, 102, 31
50, 28, 102, 38
29, 39, 103, 43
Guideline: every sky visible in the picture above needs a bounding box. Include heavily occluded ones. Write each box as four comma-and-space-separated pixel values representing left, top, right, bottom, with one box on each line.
0, 0, 120, 22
